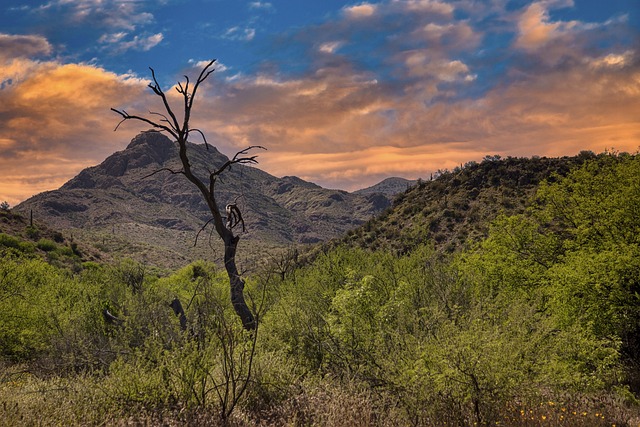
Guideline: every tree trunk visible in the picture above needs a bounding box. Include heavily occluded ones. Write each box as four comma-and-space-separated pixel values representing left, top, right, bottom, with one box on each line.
224, 232, 256, 330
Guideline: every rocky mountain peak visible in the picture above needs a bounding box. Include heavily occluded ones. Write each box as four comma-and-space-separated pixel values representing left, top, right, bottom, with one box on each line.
16, 131, 397, 268
124, 130, 176, 164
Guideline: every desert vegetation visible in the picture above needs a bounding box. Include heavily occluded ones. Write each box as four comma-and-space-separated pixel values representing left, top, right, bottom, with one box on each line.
1, 152, 639, 425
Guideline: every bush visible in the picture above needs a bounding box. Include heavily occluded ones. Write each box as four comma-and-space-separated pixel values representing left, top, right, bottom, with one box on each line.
0, 233, 21, 250
25, 226, 40, 239
37, 238, 57, 252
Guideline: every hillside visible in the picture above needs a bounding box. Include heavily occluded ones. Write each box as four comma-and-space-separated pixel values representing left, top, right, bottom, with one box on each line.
340, 152, 597, 254
354, 177, 417, 196
15, 131, 391, 269
0, 208, 102, 269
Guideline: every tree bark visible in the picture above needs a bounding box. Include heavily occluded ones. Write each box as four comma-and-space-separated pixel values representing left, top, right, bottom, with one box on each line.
224, 233, 255, 329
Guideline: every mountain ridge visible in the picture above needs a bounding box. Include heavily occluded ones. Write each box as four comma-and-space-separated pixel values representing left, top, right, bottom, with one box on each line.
354, 177, 418, 196
16, 131, 393, 269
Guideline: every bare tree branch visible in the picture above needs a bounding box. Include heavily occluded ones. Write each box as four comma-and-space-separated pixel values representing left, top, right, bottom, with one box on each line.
111, 60, 259, 330
111, 108, 179, 140
189, 128, 210, 149
194, 217, 216, 247
211, 146, 266, 179
149, 111, 178, 132
148, 67, 181, 133
142, 167, 184, 180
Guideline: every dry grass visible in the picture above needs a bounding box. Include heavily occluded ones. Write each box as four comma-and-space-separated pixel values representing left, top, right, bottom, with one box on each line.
2, 370, 639, 427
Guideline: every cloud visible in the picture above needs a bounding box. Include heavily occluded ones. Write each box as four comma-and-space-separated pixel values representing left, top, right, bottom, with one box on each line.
249, 2, 273, 10
403, 51, 476, 82
344, 0, 453, 21
99, 32, 164, 52
343, 3, 378, 19
187, 0, 638, 192
257, 144, 484, 190
240, 59, 639, 192
0, 33, 52, 61
318, 41, 344, 54
587, 51, 635, 69
98, 31, 127, 45
515, 2, 567, 51
222, 26, 256, 41
0, 41, 151, 205
411, 22, 480, 50
391, 0, 454, 16
198, 54, 637, 180
188, 59, 228, 73
31, 0, 154, 31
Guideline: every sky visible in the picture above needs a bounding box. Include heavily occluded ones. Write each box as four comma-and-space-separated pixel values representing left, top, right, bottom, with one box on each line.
1, 0, 639, 206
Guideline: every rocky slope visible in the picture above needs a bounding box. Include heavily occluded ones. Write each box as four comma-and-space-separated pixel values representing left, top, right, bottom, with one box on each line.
16, 131, 391, 269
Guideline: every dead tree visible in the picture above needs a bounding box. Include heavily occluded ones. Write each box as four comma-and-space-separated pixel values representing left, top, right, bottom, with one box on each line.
112, 60, 261, 330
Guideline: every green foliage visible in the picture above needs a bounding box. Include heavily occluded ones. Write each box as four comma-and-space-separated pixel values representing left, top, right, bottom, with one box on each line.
261, 241, 626, 424
37, 238, 57, 252
466, 154, 640, 366
1, 152, 639, 425
25, 226, 40, 239
0, 254, 79, 361
0, 233, 36, 254
536, 152, 640, 251
0, 233, 21, 250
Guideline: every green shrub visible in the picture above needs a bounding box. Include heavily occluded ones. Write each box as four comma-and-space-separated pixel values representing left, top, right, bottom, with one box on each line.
37, 238, 57, 252
0, 233, 21, 249
25, 226, 40, 239
0, 234, 36, 255
55, 246, 75, 257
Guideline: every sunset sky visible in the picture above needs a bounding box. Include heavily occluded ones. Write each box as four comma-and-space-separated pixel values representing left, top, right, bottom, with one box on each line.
1, 0, 639, 206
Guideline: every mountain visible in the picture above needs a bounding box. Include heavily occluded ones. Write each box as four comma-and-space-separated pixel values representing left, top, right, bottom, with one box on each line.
338, 153, 598, 255
354, 177, 418, 196
16, 131, 391, 269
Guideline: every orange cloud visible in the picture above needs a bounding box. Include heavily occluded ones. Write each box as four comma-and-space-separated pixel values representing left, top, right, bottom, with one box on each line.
515, 2, 563, 50
343, 3, 378, 19
0, 57, 149, 205
190, 36, 639, 191
1, 1, 638, 206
